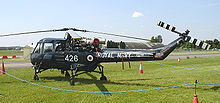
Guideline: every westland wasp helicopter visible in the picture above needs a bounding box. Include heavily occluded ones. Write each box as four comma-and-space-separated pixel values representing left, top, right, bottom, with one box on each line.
0, 21, 211, 85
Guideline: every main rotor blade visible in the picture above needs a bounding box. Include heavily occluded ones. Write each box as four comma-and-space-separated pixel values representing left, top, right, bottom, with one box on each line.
68, 28, 150, 41
84, 30, 151, 41
0, 28, 70, 37
0, 27, 150, 41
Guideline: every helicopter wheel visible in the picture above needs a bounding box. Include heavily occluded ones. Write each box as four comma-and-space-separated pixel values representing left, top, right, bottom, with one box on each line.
70, 77, 75, 85
100, 76, 107, 81
33, 75, 39, 80
65, 71, 70, 78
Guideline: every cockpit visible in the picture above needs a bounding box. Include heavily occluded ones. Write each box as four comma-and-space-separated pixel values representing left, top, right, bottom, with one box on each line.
32, 38, 66, 54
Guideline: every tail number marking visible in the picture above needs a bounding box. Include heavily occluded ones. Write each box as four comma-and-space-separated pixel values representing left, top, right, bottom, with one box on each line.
65, 55, 78, 62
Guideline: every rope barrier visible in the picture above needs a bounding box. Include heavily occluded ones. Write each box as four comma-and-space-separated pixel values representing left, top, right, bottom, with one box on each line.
198, 83, 220, 86
0, 70, 219, 93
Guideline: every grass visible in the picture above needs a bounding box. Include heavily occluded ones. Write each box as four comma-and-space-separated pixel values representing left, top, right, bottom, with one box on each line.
1, 58, 29, 62
0, 50, 23, 56
0, 57, 220, 103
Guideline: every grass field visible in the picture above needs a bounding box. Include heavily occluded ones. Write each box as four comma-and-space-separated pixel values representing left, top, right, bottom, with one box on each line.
0, 50, 23, 56
1, 58, 29, 62
0, 57, 220, 103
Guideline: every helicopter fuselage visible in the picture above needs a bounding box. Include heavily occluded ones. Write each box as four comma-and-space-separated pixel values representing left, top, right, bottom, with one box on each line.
30, 35, 182, 74
30, 39, 157, 72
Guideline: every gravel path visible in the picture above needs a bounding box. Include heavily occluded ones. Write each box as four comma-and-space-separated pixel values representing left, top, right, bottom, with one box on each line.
1, 53, 220, 69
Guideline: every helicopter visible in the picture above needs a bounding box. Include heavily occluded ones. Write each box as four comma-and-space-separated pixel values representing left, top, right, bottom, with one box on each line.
0, 21, 211, 85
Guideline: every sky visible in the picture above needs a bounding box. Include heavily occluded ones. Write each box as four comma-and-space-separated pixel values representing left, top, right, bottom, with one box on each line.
0, 0, 220, 47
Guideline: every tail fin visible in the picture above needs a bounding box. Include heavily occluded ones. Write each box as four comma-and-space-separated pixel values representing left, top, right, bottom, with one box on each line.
155, 21, 211, 60
154, 36, 184, 60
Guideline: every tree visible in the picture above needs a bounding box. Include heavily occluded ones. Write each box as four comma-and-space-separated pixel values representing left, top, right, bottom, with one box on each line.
107, 40, 119, 48
157, 35, 162, 43
150, 36, 156, 43
150, 35, 163, 43
119, 41, 126, 49
213, 39, 219, 48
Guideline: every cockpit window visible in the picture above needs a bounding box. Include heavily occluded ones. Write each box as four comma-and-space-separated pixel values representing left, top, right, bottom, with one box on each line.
44, 43, 53, 53
33, 43, 41, 53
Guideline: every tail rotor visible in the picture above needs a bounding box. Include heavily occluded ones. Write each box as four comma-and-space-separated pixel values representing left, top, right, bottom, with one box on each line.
157, 21, 211, 50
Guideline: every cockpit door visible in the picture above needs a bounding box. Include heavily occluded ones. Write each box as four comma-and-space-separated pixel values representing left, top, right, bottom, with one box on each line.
31, 42, 43, 64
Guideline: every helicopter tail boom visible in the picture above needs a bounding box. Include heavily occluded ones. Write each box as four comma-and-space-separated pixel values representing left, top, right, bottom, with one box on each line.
154, 36, 184, 60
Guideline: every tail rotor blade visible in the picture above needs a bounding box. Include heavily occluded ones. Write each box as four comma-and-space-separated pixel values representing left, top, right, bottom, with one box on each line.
201, 43, 211, 50
189, 37, 195, 44
157, 21, 177, 33
195, 39, 202, 47
202, 43, 208, 50
185, 36, 191, 42
187, 36, 211, 50
206, 44, 211, 50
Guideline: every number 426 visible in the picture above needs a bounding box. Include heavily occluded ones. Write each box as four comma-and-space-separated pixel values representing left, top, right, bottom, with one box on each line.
65, 55, 78, 62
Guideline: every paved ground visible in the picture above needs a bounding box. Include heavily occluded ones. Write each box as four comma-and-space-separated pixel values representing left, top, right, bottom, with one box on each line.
1, 53, 220, 69
166, 53, 220, 59
2, 61, 32, 69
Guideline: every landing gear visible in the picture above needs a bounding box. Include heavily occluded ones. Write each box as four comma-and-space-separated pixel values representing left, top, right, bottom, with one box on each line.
70, 77, 75, 85
70, 67, 78, 86
67, 64, 107, 86
100, 76, 107, 80
33, 74, 39, 80
65, 71, 70, 78
99, 65, 107, 81
33, 65, 39, 80
61, 70, 64, 74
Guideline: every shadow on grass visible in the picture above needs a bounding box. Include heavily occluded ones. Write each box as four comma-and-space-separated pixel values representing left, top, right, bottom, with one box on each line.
41, 76, 69, 81
85, 73, 112, 95
118, 78, 162, 82
0, 82, 14, 83
211, 86, 220, 91
40, 73, 162, 87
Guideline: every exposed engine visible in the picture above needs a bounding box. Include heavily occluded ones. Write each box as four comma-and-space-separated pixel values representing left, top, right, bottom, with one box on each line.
64, 32, 105, 52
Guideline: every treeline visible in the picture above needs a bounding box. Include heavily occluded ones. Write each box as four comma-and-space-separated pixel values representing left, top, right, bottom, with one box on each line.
150, 35, 162, 43
107, 40, 126, 49
181, 39, 220, 49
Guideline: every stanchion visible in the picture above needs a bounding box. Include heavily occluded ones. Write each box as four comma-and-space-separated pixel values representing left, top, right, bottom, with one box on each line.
193, 80, 198, 103
1, 59, 5, 74
122, 56, 124, 70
